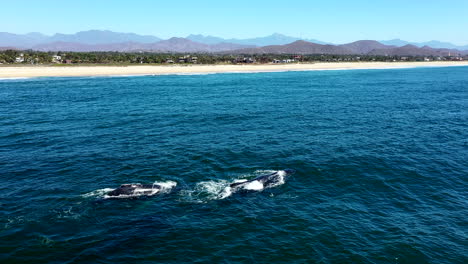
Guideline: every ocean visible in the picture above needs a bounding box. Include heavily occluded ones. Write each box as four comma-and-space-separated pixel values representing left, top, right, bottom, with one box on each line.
0, 67, 467, 263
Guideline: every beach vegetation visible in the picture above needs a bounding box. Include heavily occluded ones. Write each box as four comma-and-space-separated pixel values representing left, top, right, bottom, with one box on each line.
0, 50, 465, 66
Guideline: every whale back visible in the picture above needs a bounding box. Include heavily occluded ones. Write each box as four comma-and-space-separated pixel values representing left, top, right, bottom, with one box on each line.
106, 183, 161, 197
229, 171, 279, 188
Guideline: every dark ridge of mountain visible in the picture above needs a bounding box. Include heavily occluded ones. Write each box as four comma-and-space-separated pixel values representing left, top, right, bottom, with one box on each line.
225, 40, 352, 55
48, 30, 162, 45
340, 40, 395, 54
187, 33, 328, 46
140, 38, 253, 52
210, 42, 256, 51
31, 38, 255, 52
367, 44, 464, 56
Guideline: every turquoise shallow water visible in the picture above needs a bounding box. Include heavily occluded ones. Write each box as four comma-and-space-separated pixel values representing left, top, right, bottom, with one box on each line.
0, 67, 467, 263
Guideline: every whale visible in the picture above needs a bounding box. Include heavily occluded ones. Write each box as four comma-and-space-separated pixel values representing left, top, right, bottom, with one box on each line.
229, 169, 296, 191
105, 181, 177, 198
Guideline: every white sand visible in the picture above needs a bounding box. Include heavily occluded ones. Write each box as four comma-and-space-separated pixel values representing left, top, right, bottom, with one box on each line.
1, 61, 467, 78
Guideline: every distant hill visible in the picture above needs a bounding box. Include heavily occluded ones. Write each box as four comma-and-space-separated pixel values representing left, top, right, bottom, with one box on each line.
25, 39, 468, 56
1, 30, 467, 55
48, 30, 161, 45
31, 38, 255, 53
141, 38, 250, 53
186, 34, 228, 45
187, 33, 328, 46
368, 44, 465, 56
225, 40, 468, 56
339, 40, 395, 54
32, 41, 145, 52
381, 39, 468, 50
226, 40, 352, 55
0, 30, 161, 48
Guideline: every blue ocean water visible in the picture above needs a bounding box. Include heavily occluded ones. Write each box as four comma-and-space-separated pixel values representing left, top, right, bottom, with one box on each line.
0, 67, 467, 263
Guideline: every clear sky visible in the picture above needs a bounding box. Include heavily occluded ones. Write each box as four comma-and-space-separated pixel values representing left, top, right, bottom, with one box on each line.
2, 0, 468, 44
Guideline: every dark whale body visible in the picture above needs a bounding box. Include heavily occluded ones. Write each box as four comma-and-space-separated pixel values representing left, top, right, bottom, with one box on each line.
229, 169, 296, 189
106, 183, 162, 197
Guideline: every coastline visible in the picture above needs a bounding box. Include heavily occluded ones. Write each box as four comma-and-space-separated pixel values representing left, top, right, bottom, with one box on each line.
1, 61, 468, 79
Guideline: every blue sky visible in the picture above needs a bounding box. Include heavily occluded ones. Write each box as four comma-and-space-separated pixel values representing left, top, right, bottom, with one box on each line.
3, 0, 468, 44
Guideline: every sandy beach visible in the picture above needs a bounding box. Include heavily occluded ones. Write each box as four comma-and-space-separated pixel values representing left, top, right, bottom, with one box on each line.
1, 61, 468, 79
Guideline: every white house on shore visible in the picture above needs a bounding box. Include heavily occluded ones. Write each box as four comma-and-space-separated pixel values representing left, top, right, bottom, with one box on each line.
52, 55, 62, 63
15, 53, 24, 63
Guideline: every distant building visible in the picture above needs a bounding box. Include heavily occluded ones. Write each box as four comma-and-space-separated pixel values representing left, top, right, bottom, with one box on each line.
233, 57, 255, 64
166, 59, 174, 64
176, 55, 196, 63
15, 53, 24, 63
52, 55, 62, 63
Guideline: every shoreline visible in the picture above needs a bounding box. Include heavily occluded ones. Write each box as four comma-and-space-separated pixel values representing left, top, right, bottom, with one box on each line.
1, 61, 468, 79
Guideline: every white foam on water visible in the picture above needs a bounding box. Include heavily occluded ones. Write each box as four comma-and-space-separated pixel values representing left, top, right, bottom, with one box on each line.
179, 179, 234, 202
243, 180, 264, 191
184, 170, 288, 201
266, 170, 286, 188
218, 186, 233, 199
0, 77, 31, 80
82, 188, 114, 198
156, 180, 178, 194
196, 180, 231, 200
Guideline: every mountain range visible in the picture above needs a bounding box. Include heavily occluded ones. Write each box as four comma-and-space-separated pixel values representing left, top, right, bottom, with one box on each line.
187, 33, 328, 46
380, 39, 468, 50
0, 30, 161, 48
226, 40, 466, 56
1, 30, 467, 55
31, 38, 255, 53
